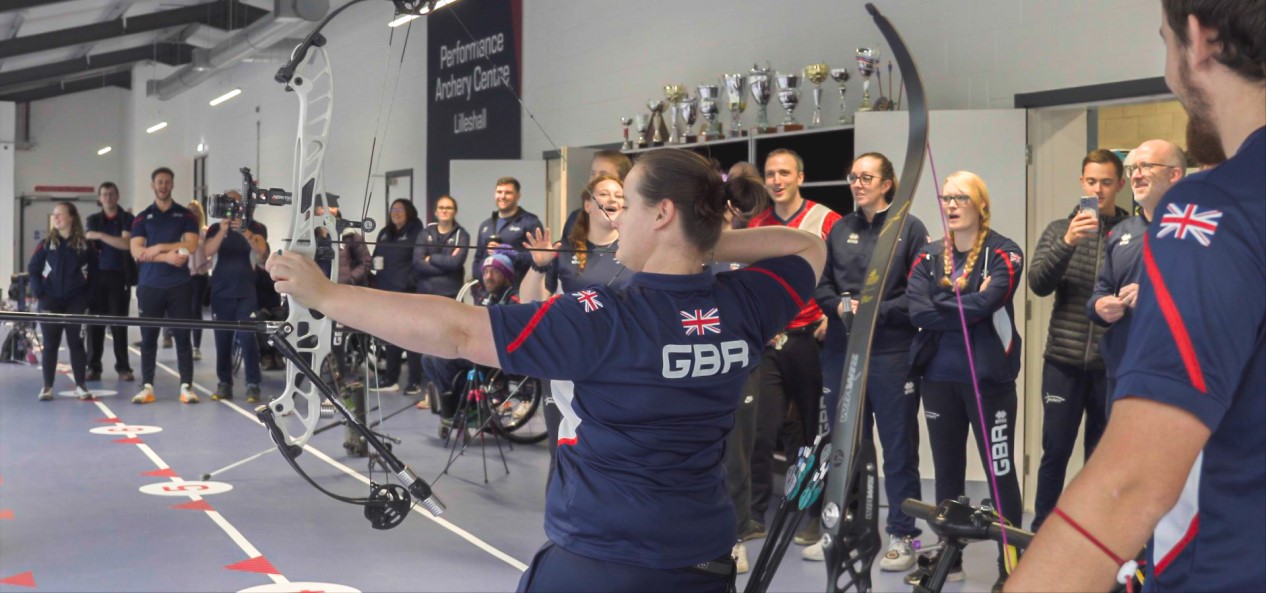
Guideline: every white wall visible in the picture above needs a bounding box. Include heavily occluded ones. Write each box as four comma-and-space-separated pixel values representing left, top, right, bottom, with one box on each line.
15, 87, 127, 196
0, 101, 15, 284
519, 0, 1165, 158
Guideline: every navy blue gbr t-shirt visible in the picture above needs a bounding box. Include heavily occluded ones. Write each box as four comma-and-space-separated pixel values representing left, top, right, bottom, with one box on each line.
1115, 127, 1265, 592
490, 255, 815, 568
130, 202, 198, 289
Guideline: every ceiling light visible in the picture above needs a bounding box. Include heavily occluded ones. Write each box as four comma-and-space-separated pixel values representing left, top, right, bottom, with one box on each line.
209, 88, 242, 106
97, 146, 112, 155
146, 121, 168, 134
389, 0, 460, 26
388, 13, 420, 27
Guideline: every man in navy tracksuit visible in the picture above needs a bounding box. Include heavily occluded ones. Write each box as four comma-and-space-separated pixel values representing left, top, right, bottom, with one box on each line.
471, 177, 543, 289
812, 152, 929, 567
1087, 139, 1186, 403
129, 167, 200, 404
84, 181, 135, 381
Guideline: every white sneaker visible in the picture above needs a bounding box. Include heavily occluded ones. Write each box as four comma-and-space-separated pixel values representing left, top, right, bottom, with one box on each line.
802, 537, 824, 561
74, 385, 94, 401
37, 387, 54, 401
192, 348, 202, 361
880, 535, 917, 571
132, 384, 156, 404
179, 383, 199, 404
732, 541, 749, 574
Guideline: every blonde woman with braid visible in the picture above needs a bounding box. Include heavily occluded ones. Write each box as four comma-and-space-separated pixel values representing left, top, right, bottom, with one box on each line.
905, 171, 1024, 592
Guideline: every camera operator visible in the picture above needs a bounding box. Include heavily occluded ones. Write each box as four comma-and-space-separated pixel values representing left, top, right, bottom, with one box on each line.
202, 190, 268, 403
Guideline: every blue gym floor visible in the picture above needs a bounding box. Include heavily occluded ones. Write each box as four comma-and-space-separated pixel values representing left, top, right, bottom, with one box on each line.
0, 322, 1013, 592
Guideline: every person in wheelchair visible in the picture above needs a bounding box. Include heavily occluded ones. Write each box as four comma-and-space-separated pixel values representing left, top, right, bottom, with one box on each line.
425, 252, 519, 427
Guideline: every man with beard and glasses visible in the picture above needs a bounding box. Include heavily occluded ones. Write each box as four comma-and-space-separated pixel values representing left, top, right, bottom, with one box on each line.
1006, 1, 1264, 591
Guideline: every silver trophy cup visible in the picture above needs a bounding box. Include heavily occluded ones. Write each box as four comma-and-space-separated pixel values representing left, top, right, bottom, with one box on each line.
679, 95, 699, 143
697, 84, 722, 141
620, 116, 633, 150
856, 47, 880, 112
830, 68, 852, 124
776, 72, 802, 131
722, 73, 747, 137
748, 63, 773, 134
647, 99, 668, 145
633, 114, 650, 148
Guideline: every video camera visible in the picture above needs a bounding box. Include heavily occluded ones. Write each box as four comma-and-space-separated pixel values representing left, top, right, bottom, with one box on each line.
208, 167, 293, 222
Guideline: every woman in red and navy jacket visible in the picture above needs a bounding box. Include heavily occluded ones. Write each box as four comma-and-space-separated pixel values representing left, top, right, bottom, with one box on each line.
28, 201, 97, 401
906, 171, 1023, 590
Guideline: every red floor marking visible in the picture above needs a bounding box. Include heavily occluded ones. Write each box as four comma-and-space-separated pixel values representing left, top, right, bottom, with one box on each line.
112, 437, 143, 444
142, 468, 178, 478
0, 509, 12, 520
95, 417, 120, 423
171, 500, 214, 512
225, 556, 278, 575
0, 571, 35, 587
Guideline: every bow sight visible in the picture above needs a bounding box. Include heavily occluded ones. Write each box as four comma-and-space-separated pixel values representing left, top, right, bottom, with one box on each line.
207, 167, 292, 223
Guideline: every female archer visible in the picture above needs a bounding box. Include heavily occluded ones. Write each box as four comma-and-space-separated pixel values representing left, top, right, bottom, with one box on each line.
267, 148, 825, 592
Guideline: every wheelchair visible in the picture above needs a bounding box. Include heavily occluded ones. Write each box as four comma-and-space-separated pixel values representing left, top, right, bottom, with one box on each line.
439, 279, 547, 445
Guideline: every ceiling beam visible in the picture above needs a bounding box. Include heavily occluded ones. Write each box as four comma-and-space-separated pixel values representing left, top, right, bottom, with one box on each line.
0, 69, 130, 103
0, 42, 193, 88
0, 1, 78, 14
0, 0, 267, 60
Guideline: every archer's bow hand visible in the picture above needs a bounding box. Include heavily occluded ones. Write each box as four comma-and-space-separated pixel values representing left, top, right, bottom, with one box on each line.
267, 251, 338, 311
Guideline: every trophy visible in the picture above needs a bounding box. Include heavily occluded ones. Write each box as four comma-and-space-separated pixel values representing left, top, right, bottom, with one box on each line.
633, 114, 650, 148
679, 95, 699, 143
664, 84, 687, 144
697, 84, 722, 141
748, 63, 774, 135
829, 67, 852, 124
855, 47, 880, 112
722, 73, 747, 137
804, 63, 829, 128
620, 116, 633, 150
647, 99, 668, 145
776, 72, 803, 132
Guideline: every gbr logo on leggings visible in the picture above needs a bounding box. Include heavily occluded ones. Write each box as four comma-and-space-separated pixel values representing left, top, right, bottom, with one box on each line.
990, 410, 1011, 476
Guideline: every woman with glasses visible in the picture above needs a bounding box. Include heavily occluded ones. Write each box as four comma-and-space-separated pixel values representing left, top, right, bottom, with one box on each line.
410, 195, 470, 403
906, 171, 1024, 592
373, 198, 424, 392
29, 201, 97, 401
267, 148, 825, 591
809, 152, 929, 566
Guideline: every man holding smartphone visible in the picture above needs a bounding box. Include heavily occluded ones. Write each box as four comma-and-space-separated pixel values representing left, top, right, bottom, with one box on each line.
1027, 148, 1130, 534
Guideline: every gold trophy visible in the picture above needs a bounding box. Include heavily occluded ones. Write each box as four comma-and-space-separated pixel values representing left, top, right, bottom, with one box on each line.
664, 84, 687, 144
804, 63, 829, 128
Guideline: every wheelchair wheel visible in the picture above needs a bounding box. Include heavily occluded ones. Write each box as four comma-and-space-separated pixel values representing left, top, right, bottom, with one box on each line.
484, 370, 546, 444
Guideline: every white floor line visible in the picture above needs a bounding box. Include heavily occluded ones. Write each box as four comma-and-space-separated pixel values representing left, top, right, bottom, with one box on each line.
121, 339, 529, 572
92, 393, 289, 585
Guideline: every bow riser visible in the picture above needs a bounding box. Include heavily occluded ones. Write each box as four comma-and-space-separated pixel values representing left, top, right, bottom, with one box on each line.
271, 45, 340, 448
822, 5, 929, 592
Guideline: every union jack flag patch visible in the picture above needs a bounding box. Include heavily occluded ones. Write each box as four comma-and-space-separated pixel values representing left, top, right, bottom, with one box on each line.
1158, 203, 1223, 247
573, 290, 603, 313
681, 308, 722, 336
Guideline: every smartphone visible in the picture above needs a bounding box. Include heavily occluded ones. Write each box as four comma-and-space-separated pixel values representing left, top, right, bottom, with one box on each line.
1080, 195, 1099, 219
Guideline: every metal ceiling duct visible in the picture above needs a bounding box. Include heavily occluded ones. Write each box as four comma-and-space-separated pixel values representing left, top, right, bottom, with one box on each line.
147, 0, 328, 100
